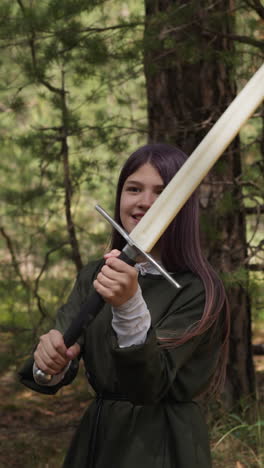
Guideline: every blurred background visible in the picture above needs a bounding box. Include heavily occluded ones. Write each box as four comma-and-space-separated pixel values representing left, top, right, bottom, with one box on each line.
0, 1, 263, 466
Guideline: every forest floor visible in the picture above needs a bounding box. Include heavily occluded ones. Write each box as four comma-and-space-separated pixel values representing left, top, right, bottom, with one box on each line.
0, 329, 263, 468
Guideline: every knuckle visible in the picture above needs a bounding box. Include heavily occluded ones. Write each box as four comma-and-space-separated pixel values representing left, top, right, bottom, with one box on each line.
53, 343, 60, 353
97, 271, 104, 281
40, 362, 49, 373
49, 350, 58, 360
47, 356, 57, 368
114, 285, 122, 294
50, 329, 59, 338
107, 257, 115, 266
53, 340, 63, 352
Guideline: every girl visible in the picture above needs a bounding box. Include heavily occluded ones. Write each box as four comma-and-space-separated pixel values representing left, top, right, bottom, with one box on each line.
19, 143, 230, 468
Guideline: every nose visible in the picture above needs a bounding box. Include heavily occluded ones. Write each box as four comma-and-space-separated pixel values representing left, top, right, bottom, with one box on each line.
137, 190, 156, 209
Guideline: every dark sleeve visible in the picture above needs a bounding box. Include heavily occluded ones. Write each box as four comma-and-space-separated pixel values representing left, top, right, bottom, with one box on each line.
17, 356, 79, 395
18, 261, 102, 395
111, 277, 221, 405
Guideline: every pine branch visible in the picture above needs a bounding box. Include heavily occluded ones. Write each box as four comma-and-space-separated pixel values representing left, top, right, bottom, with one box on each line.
34, 242, 69, 289
16, 0, 25, 13
252, 343, 264, 355
247, 264, 264, 271
202, 28, 264, 50
245, 205, 264, 215
0, 226, 28, 289
16, 0, 63, 95
78, 22, 144, 34
33, 242, 69, 322
243, 0, 264, 19
0, 226, 50, 320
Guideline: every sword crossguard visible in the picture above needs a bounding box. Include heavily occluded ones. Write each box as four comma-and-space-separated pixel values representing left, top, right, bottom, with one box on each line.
34, 205, 181, 386
95, 205, 181, 289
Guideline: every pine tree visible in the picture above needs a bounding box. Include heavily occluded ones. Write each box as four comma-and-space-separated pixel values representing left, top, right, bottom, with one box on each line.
143, 0, 263, 404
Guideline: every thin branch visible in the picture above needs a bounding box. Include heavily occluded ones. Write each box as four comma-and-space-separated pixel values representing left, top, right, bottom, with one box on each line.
16, 1, 63, 94
77, 22, 144, 34
202, 28, 264, 50
242, 0, 264, 19
252, 344, 264, 355
32, 242, 69, 321
34, 242, 69, 289
245, 205, 264, 215
0, 226, 28, 289
247, 264, 264, 271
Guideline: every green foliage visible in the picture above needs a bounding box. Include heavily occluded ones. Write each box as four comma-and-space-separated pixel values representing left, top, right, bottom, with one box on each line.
0, 0, 263, 414
209, 399, 264, 467
250, 272, 264, 322
0, 0, 146, 344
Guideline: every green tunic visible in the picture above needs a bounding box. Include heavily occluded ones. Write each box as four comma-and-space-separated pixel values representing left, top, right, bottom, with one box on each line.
19, 260, 221, 468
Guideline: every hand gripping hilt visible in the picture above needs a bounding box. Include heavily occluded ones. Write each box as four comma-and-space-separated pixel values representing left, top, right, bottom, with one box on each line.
34, 205, 180, 385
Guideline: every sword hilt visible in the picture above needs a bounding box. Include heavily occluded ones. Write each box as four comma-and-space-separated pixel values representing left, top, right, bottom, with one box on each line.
95, 205, 181, 289
34, 205, 180, 385
33, 250, 136, 385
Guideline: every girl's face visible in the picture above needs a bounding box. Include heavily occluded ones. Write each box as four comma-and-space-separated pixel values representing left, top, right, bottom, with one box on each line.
120, 163, 164, 235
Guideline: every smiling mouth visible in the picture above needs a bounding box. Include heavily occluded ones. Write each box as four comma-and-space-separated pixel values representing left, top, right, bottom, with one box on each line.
132, 214, 145, 221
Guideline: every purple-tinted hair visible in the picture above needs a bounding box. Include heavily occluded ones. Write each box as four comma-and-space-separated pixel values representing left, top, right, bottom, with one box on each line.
111, 143, 230, 393
112, 143, 198, 271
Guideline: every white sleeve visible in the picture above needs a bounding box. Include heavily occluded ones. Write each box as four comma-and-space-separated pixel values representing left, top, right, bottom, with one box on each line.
111, 285, 151, 348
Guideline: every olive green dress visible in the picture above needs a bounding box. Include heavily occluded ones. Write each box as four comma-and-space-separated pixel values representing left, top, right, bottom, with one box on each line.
19, 260, 220, 468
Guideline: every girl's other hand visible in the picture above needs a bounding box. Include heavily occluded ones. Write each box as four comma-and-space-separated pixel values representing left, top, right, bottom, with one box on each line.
93, 249, 138, 307
34, 329, 80, 375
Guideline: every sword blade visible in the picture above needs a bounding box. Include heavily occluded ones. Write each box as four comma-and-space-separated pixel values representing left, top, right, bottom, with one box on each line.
129, 64, 264, 252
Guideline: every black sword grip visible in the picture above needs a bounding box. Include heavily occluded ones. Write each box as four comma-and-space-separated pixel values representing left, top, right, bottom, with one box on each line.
33, 251, 138, 384
63, 290, 104, 348
62, 250, 136, 348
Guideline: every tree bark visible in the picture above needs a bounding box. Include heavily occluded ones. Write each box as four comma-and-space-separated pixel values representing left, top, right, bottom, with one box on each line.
61, 70, 83, 273
144, 0, 256, 405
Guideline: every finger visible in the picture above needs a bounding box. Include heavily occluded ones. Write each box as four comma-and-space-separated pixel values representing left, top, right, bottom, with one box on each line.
41, 343, 68, 369
48, 330, 68, 356
41, 333, 67, 364
98, 263, 138, 291
93, 280, 116, 301
34, 350, 66, 375
35, 343, 68, 373
34, 353, 56, 375
97, 269, 132, 295
66, 343, 81, 360
105, 256, 138, 276
97, 265, 122, 283
34, 332, 68, 371
104, 249, 121, 259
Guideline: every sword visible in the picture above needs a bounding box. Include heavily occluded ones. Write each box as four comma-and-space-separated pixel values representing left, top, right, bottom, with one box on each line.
34, 64, 264, 384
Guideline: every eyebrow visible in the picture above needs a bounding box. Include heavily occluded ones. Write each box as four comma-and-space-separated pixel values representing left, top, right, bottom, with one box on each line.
124, 180, 164, 189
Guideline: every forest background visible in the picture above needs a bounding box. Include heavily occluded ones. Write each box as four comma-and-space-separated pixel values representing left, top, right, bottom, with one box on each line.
0, 1, 263, 467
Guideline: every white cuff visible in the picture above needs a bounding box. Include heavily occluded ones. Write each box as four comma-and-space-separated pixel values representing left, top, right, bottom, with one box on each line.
111, 285, 151, 348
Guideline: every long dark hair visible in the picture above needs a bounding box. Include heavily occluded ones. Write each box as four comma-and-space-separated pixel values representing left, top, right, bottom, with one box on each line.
111, 143, 230, 392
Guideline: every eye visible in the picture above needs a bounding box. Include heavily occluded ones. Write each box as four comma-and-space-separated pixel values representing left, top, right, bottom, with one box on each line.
126, 186, 140, 193
155, 188, 164, 195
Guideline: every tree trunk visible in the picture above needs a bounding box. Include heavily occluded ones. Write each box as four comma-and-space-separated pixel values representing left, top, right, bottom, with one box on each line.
61, 71, 83, 273
144, 0, 255, 405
